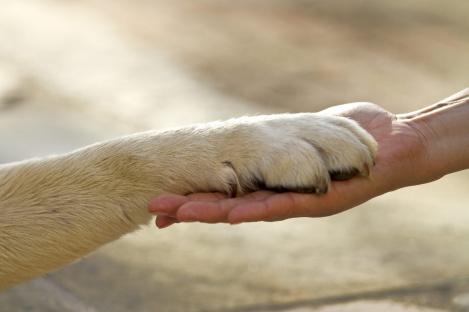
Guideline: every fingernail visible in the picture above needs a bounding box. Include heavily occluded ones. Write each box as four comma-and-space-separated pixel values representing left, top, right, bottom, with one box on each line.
156, 223, 172, 229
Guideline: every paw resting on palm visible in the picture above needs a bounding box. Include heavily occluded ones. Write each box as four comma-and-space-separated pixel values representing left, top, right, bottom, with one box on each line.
216, 113, 377, 195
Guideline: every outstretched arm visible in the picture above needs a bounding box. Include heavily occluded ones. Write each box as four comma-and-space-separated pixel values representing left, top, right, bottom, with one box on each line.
149, 88, 469, 227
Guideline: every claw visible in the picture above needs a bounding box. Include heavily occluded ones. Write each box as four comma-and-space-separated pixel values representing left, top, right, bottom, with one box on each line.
315, 184, 329, 195
329, 168, 360, 181
362, 163, 371, 177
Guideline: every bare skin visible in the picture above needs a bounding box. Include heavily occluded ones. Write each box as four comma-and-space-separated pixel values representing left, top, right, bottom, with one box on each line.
148, 89, 469, 228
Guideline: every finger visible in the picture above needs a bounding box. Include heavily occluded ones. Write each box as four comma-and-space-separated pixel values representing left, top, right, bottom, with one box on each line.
228, 180, 373, 223
187, 192, 228, 201
148, 194, 190, 216
148, 192, 228, 217
227, 192, 301, 223
177, 191, 273, 223
155, 215, 180, 229
228, 187, 342, 223
177, 199, 241, 223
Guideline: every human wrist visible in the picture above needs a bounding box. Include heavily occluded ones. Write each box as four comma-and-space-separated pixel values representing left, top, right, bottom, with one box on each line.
409, 89, 469, 181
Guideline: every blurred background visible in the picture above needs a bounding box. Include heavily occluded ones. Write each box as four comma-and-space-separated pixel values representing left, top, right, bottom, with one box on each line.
0, 1, 468, 311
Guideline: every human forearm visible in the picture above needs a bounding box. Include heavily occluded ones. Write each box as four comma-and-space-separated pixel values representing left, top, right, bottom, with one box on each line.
409, 88, 469, 181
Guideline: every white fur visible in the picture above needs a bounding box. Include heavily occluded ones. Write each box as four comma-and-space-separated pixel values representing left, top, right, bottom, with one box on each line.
0, 113, 377, 289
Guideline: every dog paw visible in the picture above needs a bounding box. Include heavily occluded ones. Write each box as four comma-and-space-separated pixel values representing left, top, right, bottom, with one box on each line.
218, 113, 377, 195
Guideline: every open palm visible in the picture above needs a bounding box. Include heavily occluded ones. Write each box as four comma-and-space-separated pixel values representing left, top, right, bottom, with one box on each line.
149, 102, 429, 228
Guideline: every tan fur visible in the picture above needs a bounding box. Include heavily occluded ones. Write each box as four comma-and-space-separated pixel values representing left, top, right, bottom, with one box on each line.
0, 113, 377, 289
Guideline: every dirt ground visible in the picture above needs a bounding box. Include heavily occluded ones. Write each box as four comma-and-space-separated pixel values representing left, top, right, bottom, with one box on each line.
0, 1, 468, 311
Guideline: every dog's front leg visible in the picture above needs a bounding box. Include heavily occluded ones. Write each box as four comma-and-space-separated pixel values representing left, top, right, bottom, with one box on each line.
0, 113, 377, 289
0, 155, 143, 288
0, 122, 257, 289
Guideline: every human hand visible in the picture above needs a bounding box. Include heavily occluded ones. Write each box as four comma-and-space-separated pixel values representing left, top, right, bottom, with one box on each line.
148, 102, 431, 228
